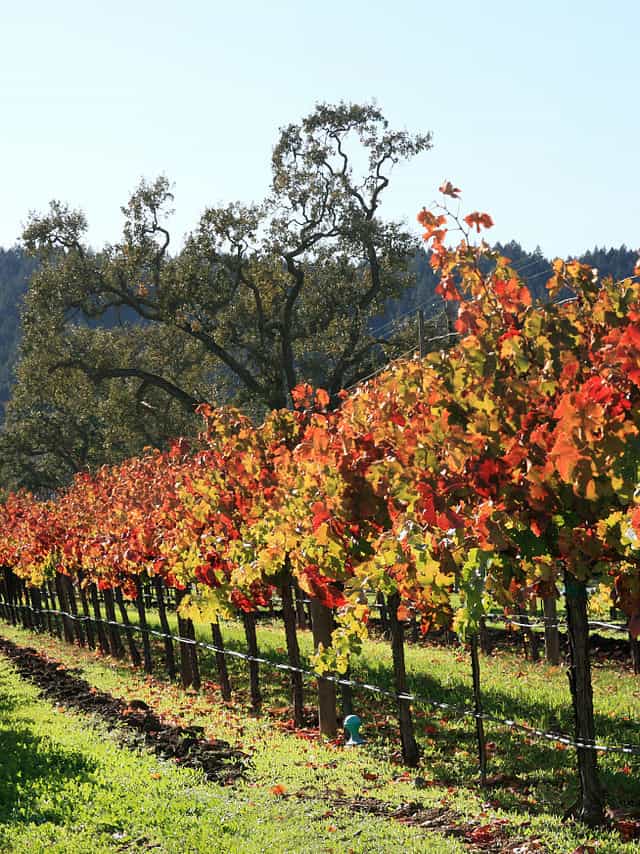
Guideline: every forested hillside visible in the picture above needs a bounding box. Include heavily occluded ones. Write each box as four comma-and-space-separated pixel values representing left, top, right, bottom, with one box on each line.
370, 242, 638, 336
1, 243, 637, 418
0, 249, 37, 412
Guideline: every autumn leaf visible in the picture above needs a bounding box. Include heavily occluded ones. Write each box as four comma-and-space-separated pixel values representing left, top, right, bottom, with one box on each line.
361, 770, 379, 781
396, 604, 411, 621
438, 180, 461, 198
270, 784, 288, 797
463, 211, 494, 232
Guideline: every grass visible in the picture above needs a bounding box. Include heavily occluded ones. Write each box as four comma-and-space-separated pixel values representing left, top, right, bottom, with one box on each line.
1, 612, 640, 852
0, 642, 447, 853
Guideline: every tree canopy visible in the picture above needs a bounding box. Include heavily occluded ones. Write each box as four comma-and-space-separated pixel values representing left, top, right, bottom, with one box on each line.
21, 102, 432, 418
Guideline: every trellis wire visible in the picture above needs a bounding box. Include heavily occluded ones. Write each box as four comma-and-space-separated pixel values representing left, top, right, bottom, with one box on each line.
3, 598, 639, 757
273, 596, 633, 635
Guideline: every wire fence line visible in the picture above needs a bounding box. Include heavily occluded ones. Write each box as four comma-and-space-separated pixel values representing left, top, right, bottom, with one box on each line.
481, 612, 631, 635
273, 596, 633, 636
2, 598, 639, 757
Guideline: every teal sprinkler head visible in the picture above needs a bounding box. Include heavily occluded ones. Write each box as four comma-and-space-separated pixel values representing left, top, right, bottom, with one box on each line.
343, 714, 365, 746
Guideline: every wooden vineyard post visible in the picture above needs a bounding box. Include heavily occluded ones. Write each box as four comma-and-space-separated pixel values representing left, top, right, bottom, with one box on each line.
153, 577, 176, 679
418, 307, 426, 358
479, 615, 491, 655
6, 573, 16, 624
102, 588, 125, 658
47, 580, 62, 638
470, 633, 488, 786
89, 583, 110, 654
520, 604, 540, 662
77, 574, 95, 650
387, 593, 419, 766
40, 583, 54, 635
65, 576, 85, 647
11, 572, 21, 627
564, 574, 605, 826
0, 569, 11, 623
55, 573, 75, 643
210, 621, 232, 700
30, 588, 43, 633
294, 580, 309, 630
175, 590, 201, 690
0, 570, 7, 621
242, 611, 261, 713
310, 598, 338, 738
340, 668, 354, 719
630, 630, 640, 676
19, 580, 32, 629
333, 603, 353, 718
543, 595, 561, 666
135, 577, 153, 673
376, 592, 390, 638
280, 566, 304, 727
114, 589, 141, 667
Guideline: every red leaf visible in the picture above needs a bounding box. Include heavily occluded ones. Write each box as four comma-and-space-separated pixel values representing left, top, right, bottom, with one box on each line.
396, 604, 411, 621
463, 211, 494, 232
270, 784, 288, 797
315, 388, 330, 409
438, 180, 461, 199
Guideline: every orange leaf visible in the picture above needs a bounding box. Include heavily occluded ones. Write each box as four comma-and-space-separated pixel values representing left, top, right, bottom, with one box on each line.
315, 388, 330, 409
438, 180, 461, 199
270, 784, 288, 797
463, 211, 494, 232
396, 604, 411, 621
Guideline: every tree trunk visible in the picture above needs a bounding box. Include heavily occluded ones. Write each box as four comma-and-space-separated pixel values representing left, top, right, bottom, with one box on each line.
243, 611, 261, 713
310, 598, 338, 738
210, 621, 232, 700
135, 577, 153, 673
470, 633, 488, 785
387, 593, 420, 766
543, 595, 561, 665
280, 568, 304, 727
564, 575, 605, 826
153, 576, 176, 679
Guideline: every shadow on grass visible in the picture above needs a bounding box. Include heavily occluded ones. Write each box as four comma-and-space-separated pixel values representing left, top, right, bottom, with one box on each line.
0, 690, 96, 825
12, 611, 640, 816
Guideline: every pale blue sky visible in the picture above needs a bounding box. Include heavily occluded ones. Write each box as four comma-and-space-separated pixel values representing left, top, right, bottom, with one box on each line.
1, 0, 638, 257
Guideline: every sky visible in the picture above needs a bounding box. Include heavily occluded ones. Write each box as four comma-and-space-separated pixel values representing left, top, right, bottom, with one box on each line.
1, 0, 638, 258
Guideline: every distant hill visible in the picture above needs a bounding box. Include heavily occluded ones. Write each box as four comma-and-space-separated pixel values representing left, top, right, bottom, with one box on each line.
0, 243, 637, 420
375, 242, 638, 335
0, 249, 37, 414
